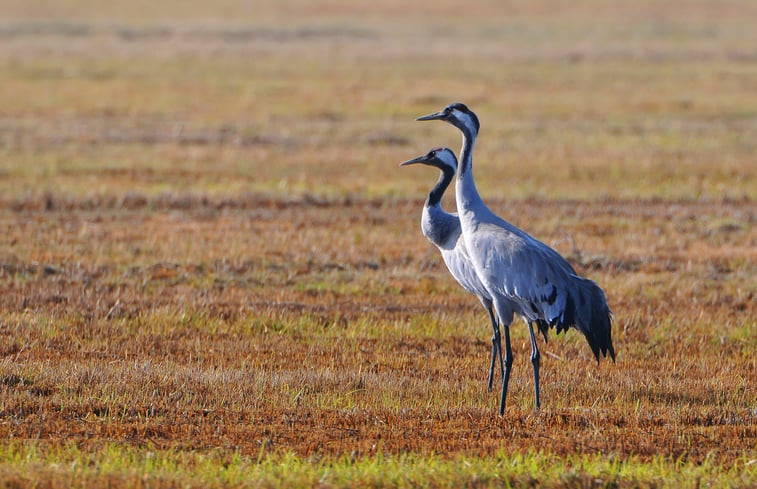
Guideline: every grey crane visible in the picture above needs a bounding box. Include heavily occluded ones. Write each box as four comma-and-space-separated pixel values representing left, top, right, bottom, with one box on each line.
417, 102, 615, 413
400, 147, 504, 392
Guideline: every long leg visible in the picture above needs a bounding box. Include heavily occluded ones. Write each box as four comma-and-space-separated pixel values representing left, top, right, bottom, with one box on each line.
528, 321, 541, 409
499, 324, 514, 415
485, 305, 503, 392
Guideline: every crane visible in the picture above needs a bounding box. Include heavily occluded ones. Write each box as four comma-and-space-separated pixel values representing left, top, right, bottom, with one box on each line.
400, 147, 504, 393
417, 102, 615, 413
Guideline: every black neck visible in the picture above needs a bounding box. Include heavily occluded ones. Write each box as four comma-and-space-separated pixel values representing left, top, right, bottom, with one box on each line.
427, 166, 454, 207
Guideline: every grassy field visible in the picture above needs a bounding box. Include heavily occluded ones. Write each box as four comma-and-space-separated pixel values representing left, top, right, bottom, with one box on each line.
1, 1, 756, 487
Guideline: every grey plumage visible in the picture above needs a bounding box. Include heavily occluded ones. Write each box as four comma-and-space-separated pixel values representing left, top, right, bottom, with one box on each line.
400, 147, 504, 391
416, 102, 615, 413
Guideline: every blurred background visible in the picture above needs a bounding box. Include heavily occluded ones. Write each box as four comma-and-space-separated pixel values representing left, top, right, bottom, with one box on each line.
1, 0, 755, 202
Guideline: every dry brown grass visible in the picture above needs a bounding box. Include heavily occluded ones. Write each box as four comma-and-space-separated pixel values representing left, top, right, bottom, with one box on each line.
0, 0, 755, 486
1, 195, 754, 464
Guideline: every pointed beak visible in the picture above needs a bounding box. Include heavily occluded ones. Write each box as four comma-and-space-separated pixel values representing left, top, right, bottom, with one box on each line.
416, 110, 446, 122
399, 155, 429, 167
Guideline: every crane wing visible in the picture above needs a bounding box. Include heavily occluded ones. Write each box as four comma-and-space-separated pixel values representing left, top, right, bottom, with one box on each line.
470, 222, 615, 362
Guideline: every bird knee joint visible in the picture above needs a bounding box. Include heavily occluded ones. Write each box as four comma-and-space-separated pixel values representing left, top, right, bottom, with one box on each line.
531, 350, 540, 364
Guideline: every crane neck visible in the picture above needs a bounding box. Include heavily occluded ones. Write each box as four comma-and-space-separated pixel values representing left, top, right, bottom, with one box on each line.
458, 126, 477, 178
455, 127, 485, 212
426, 166, 454, 209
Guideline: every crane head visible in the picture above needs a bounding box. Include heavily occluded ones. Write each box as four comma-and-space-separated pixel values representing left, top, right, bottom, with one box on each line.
416, 102, 480, 136
400, 147, 457, 173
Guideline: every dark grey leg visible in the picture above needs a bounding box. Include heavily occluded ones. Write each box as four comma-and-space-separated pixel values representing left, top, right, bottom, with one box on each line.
499, 324, 514, 415
486, 306, 502, 392
528, 321, 541, 409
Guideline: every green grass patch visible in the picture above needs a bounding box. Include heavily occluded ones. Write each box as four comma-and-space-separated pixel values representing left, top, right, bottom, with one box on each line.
0, 442, 753, 488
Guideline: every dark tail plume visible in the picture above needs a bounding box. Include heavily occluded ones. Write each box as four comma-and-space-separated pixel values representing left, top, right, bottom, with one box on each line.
568, 276, 615, 363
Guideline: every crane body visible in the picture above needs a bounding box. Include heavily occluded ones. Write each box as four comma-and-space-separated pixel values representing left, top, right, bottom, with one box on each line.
416, 103, 615, 413
401, 148, 504, 391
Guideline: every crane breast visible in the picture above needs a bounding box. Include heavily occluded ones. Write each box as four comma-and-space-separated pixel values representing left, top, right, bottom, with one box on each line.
441, 245, 491, 300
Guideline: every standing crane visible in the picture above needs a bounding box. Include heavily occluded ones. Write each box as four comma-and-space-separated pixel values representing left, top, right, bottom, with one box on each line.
400, 147, 504, 393
417, 103, 615, 413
